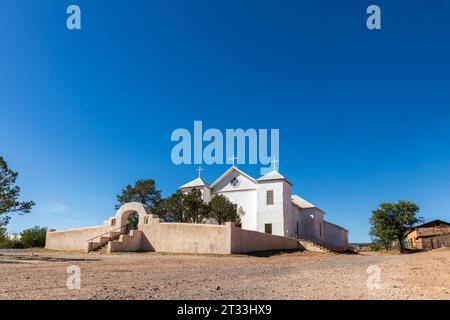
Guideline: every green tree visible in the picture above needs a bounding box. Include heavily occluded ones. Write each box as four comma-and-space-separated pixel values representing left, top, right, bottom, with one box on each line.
183, 189, 209, 223
20, 226, 47, 248
0, 227, 21, 249
369, 200, 423, 252
115, 179, 161, 210
165, 191, 187, 222
152, 198, 168, 220
0, 226, 7, 243
209, 194, 241, 225
0, 156, 35, 227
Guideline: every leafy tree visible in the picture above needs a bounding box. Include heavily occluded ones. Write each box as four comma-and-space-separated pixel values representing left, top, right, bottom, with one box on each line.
126, 213, 139, 232
20, 226, 47, 248
165, 191, 187, 222
209, 194, 240, 225
115, 179, 161, 210
0, 226, 7, 243
369, 200, 423, 252
152, 198, 169, 220
183, 189, 209, 223
0, 156, 35, 227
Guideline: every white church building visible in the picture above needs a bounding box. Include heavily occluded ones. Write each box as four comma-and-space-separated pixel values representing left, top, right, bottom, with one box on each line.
180, 164, 349, 251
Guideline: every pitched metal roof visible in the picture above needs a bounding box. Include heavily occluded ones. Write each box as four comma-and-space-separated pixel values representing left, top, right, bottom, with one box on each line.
257, 169, 292, 185
179, 177, 209, 189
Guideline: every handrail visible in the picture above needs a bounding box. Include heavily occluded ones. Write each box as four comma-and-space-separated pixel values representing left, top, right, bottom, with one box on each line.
86, 223, 134, 243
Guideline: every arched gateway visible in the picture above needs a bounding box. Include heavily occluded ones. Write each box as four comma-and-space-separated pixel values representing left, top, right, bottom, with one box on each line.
114, 202, 151, 230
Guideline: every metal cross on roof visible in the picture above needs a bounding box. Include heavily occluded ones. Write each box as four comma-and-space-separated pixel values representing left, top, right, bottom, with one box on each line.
229, 155, 238, 167
196, 166, 204, 178
271, 158, 279, 171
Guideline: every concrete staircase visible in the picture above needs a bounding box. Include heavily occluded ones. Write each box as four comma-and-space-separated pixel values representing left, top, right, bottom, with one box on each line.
298, 239, 338, 254
87, 231, 122, 253
107, 230, 143, 253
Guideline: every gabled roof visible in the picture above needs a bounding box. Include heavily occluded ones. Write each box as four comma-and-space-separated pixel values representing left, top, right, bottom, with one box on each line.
179, 177, 209, 189
414, 219, 450, 229
291, 195, 316, 209
210, 166, 257, 189
405, 219, 450, 236
291, 195, 326, 214
257, 170, 292, 185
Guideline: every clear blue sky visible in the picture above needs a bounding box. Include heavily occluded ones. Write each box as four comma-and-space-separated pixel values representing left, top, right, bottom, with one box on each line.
1, 1, 450, 242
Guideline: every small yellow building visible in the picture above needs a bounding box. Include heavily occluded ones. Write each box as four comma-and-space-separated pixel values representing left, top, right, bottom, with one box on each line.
404, 220, 450, 250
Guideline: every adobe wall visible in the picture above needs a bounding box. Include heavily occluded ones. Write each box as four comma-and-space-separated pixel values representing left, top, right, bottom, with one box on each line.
229, 223, 299, 253
138, 216, 300, 254
108, 230, 143, 253
323, 221, 348, 252
417, 234, 450, 250
45, 203, 306, 254
140, 216, 230, 254
45, 225, 107, 251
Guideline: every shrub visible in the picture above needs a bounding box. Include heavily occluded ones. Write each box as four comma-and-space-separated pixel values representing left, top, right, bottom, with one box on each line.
19, 226, 47, 248
370, 242, 382, 252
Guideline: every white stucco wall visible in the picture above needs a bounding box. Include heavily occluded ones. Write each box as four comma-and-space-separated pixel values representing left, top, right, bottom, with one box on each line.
292, 207, 324, 241
181, 186, 212, 203
256, 181, 286, 236
323, 221, 348, 251
283, 182, 292, 237
212, 170, 258, 231
215, 189, 257, 230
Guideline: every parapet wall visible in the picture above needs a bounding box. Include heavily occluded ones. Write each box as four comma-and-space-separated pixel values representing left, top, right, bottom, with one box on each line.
140, 217, 230, 254
46, 225, 107, 251
46, 216, 117, 251
139, 216, 300, 254
323, 221, 349, 252
46, 211, 301, 254
229, 224, 299, 253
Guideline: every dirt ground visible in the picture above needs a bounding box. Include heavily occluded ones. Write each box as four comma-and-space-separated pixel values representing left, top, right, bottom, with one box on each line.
0, 248, 449, 300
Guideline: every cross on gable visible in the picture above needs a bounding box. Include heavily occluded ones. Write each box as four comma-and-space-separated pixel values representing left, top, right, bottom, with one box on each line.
196, 166, 204, 178
271, 158, 279, 171
228, 155, 238, 167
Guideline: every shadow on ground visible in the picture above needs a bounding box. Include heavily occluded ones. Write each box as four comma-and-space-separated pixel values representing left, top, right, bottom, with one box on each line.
244, 249, 304, 257
0, 254, 100, 264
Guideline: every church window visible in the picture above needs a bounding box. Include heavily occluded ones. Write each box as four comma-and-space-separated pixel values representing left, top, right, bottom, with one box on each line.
265, 224, 272, 234
266, 190, 274, 205
230, 177, 240, 188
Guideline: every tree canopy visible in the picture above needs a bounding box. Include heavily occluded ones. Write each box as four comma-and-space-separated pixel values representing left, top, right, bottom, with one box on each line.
0, 156, 35, 227
209, 194, 241, 225
369, 200, 423, 251
115, 179, 161, 210
20, 226, 47, 248
164, 190, 186, 222
182, 189, 210, 223
115, 179, 243, 226
152, 188, 241, 225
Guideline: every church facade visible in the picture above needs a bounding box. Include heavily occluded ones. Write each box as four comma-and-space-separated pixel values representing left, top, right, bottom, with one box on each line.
180, 166, 349, 251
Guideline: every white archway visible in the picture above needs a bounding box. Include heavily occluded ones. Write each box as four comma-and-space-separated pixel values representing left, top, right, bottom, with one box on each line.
114, 202, 151, 230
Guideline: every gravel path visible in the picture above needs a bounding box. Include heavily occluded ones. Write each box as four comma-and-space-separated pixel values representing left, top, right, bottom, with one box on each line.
1, 248, 449, 300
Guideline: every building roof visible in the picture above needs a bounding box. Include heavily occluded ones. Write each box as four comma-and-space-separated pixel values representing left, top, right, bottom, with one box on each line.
291, 195, 316, 209
414, 219, 450, 229
405, 219, 450, 236
257, 170, 292, 185
210, 166, 257, 189
179, 177, 209, 189
291, 195, 326, 214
